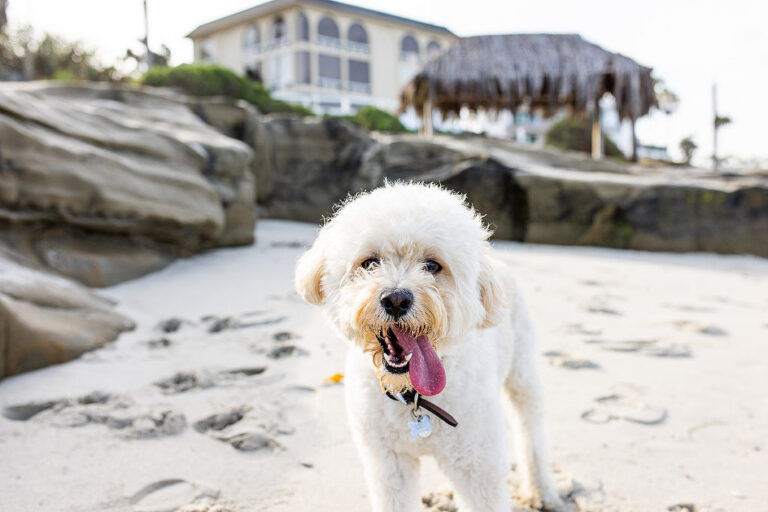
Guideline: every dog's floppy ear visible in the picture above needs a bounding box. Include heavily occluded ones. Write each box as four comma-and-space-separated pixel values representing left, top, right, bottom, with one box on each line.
478, 256, 507, 328
295, 234, 327, 306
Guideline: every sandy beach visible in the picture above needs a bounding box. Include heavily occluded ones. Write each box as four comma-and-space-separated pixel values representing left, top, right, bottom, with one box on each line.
1, 220, 766, 512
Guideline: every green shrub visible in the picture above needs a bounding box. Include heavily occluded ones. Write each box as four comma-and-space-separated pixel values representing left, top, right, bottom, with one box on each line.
349, 106, 407, 133
140, 64, 312, 115
545, 117, 625, 159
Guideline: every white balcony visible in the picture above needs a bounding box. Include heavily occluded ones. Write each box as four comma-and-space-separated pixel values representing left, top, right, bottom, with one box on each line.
317, 35, 342, 49
348, 81, 371, 94
347, 41, 370, 55
318, 77, 343, 90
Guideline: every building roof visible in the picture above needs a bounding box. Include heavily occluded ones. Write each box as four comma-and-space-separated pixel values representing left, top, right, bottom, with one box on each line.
186, 0, 456, 39
400, 34, 657, 120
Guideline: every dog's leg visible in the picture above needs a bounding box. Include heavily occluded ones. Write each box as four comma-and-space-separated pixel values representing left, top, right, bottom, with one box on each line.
432, 405, 512, 512
359, 445, 421, 512
505, 306, 564, 510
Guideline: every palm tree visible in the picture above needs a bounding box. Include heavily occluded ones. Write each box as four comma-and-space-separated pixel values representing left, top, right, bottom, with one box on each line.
679, 137, 697, 166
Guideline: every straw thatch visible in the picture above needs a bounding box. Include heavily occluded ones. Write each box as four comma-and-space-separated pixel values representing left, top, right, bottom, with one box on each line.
400, 34, 657, 121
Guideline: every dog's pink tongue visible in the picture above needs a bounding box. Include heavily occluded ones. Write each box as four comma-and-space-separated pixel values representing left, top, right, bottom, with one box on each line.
392, 327, 446, 396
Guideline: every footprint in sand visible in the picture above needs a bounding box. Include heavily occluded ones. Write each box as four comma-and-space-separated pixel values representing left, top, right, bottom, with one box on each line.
585, 305, 622, 316
588, 338, 692, 358
544, 351, 600, 370
581, 394, 667, 426
562, 323, 603, 336
203, 311, 287, 334
153, 367, 272, 394
3, 391, 187, 439
193, 407, 287, 453
128, 479, 232, 512
667, 504, 697, 512
157, 317, 186, 333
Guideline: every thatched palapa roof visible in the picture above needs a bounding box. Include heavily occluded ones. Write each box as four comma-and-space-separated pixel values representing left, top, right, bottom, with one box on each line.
400, 34, 657, 120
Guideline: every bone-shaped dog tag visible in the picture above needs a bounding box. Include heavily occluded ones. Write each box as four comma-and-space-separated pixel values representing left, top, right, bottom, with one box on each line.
408, 414, 433, 438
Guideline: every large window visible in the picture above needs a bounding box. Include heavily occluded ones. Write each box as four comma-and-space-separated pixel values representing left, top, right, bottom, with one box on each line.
427, 41, 441, 58
296, 12, 309, 41
295, 50, 311, 84
317, 16, 340, 47
347, 23, 369, 53
318, 53, 341, 89
243, 25, 261, 52
400, 35, 419, 60
348, 59, 370, 93
270, 16, 287, 45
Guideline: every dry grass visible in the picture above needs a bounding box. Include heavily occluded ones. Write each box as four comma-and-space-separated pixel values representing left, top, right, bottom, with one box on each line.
400, 34, 657, 121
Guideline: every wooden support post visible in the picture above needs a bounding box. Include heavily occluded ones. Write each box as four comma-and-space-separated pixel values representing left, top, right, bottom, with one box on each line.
421, 94, 434, 137
630, 117, 638, 162
591, 115, 602, 160
590, 99, 602, 159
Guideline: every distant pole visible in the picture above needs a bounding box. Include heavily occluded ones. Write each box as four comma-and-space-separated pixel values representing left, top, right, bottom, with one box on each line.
630, 117, 638, 162
591, 100, 603, 160
712, 83, 718, 171
143, 0, 153, 70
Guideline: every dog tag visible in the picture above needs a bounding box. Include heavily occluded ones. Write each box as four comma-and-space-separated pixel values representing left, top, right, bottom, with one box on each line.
408, 414, 433, 438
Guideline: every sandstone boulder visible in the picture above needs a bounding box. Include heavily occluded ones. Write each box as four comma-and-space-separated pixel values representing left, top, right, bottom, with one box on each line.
251, 115, 374, 222
252, 124, 768, 257
0, 82, 257, 286
0, 250, 134, 379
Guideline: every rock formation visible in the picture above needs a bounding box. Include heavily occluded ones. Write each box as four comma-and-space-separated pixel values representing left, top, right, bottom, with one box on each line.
0, 82, 257, 286
0, 250, 134, 379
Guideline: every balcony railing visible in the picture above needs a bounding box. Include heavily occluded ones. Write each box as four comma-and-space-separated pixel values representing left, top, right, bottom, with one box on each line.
318, 77, 343, 90
265, 37, 290, 51
317, 35, 342, 49
347, 41, 370, 54
348, 81, 371, 94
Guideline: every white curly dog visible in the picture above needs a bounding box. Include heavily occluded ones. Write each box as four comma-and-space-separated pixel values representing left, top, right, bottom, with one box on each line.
295, 182, 564, 512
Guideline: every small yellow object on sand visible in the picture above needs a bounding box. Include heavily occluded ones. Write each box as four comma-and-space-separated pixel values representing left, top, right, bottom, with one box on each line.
325, 373, 344, 384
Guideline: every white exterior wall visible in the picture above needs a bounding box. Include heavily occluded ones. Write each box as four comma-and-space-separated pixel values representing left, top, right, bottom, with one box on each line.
190, 3, 457, 115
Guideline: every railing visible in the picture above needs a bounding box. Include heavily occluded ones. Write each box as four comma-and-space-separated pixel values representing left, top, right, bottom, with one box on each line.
318, 77, 343, 90
348, 81, 371, 94
265, 37, 290, 51
317, 35, 342, 49
347, 41, 370, 54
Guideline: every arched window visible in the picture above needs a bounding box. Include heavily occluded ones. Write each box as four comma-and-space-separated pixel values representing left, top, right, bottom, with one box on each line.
347, 23, 369, 53
270, 16, 286, 43
400, 35, 419, 60
427, 41, 441, 58
296, 12, 309, 41
317, 16, 340, 47
243, 25, 260, 52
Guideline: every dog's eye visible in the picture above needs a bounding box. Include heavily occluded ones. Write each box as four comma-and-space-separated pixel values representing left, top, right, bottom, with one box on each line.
423, 260, 442, 274
361, 257, 380, 270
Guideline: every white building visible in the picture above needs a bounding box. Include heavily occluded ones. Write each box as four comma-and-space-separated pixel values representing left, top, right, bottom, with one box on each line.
187, 0, 457, 115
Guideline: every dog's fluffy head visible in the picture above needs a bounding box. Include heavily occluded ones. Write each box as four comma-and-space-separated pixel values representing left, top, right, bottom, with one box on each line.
295, 182, 506, 394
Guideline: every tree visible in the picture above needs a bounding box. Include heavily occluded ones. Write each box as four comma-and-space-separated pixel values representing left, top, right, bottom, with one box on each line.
0, 26, 123, 81
679, 137, 697, 166
0, 0, 7, 33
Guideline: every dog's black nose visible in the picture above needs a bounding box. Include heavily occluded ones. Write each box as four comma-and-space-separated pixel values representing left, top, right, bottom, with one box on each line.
380, 290, 413, 320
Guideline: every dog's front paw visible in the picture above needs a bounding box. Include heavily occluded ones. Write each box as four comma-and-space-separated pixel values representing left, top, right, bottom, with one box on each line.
514, 489, 567, 512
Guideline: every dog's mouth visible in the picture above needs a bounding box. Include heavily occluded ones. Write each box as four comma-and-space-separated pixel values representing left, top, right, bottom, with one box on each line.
376, 326, 446, 396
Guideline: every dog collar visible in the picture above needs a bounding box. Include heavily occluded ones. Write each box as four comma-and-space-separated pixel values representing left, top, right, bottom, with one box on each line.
385, 388, 458, 429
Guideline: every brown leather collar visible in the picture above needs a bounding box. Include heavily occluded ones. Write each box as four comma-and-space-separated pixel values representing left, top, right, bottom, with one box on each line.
386, 389, 458, 427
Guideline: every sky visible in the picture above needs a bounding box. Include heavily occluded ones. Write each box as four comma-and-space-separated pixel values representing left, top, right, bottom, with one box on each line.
8, 0, 768, 166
